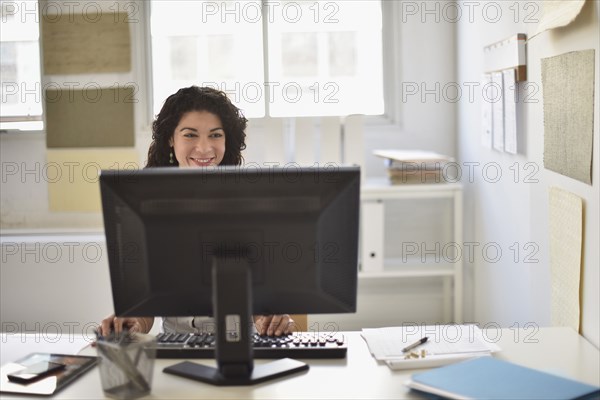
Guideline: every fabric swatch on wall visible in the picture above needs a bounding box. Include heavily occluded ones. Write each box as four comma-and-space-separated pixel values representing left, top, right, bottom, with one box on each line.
46, 86, 135, 148
548, 187, 583, 332
47, 149, 140, 212
542, 50, 594, 185
42, 12, 131, 74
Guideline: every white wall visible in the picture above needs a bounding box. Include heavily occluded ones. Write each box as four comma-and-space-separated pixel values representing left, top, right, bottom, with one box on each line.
0, 232, 452, 333
456, 0, 599, 347
0, 234, 113, 335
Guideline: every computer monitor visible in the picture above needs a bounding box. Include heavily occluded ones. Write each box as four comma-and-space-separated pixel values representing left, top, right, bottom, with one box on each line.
99, 165, 360, 385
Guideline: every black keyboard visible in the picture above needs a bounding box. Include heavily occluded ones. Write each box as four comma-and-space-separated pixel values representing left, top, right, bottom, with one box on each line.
155, 332, 347, 359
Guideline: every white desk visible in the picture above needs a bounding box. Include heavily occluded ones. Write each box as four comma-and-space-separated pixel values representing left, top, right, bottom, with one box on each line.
1, 328, 598, 399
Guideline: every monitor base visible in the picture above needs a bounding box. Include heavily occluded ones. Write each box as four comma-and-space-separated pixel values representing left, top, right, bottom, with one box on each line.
163, 358, 309, 386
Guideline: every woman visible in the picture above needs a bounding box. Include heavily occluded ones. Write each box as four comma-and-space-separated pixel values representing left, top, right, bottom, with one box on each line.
99, 86, 296, 337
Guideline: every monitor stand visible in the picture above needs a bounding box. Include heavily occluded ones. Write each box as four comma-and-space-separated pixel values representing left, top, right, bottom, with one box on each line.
163, 257, 309, 386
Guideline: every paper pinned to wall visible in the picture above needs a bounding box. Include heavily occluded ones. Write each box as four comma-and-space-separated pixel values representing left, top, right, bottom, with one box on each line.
42, 12, 131, 74
532, 0, 586, 38
46, 86, 135, 148
542, 50, 594, 184
503, 69, 517, 154
491, 72, 504, 152
47, 149, 140, 212
549, 187, 582, 332
481, 74, 493, 149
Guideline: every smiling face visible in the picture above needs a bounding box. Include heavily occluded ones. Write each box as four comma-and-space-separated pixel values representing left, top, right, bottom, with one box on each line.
169, 110, 226, 167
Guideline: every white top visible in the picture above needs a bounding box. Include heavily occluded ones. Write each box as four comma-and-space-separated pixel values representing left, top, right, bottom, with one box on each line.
161, 316, 256, 334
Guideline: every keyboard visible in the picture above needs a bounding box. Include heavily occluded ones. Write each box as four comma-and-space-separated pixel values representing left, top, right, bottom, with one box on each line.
155, 331, 347, 359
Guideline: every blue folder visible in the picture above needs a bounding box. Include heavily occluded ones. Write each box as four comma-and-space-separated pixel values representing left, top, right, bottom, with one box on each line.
409, 356, 600, 399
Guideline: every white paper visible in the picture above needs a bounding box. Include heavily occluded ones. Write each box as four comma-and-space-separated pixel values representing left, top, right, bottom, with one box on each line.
481, 74, 493, 148
533, 0, 586, 37
491, 72, 505, 152
361, 325, 499, 361
1, 363, 59, 395
387, 353, 489, 370
503, 69, 518, 154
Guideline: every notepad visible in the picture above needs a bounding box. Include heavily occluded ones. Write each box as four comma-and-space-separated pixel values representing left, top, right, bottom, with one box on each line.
406, 357, 600, 400
362, 324, 499, 370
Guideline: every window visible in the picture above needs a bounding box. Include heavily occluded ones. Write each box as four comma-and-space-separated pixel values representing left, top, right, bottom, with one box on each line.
150, 0, 383, 118
0, 0, 43, 130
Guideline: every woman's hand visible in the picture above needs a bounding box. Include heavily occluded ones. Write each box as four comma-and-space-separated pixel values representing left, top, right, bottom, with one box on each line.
98, 315, 153, 337
254, 314, 296, 336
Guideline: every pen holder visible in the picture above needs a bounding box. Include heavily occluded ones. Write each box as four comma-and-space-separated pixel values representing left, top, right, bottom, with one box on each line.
96, 332, 156, 400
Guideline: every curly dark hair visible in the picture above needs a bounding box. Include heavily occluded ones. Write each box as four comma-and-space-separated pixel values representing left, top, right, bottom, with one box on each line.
146, 86, 247, 167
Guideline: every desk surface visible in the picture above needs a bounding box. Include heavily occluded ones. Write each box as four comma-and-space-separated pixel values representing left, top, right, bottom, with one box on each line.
1, 327, 598, 399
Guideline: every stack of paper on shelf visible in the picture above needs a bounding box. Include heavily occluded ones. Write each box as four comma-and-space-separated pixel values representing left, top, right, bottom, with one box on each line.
373, 150, 455, 184
361, 324, 499, 370
405, 356, 600, 399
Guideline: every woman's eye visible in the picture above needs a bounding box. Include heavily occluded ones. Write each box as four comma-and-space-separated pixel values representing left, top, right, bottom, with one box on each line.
211, 132, 224, 138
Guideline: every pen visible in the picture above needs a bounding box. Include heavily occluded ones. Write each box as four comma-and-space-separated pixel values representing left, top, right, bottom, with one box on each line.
402, 337, 428, 353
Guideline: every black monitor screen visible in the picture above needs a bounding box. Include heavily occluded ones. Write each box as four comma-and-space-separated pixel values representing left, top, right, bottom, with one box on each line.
100, 166, 360, 319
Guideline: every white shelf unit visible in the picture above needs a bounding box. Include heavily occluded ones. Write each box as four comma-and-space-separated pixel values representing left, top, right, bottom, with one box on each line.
359, 179, 463, 323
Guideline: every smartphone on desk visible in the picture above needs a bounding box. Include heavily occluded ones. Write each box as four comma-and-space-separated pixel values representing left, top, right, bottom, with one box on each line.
7, 361, 66, 384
